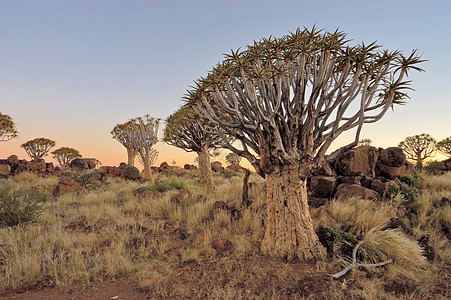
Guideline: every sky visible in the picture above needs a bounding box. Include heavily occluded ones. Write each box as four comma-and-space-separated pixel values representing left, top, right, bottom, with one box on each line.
1, 0, 450, 168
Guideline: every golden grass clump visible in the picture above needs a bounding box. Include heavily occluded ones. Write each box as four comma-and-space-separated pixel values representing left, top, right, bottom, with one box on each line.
362, 229, 426, 277
423, 172, 451, 191
327, 197, 396, 237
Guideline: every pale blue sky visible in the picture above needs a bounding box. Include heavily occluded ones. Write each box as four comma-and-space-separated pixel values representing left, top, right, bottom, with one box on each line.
1, 0, 450, 166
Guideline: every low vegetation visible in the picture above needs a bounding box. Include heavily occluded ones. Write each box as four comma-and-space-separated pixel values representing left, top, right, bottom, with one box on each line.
0, 170, 450, 299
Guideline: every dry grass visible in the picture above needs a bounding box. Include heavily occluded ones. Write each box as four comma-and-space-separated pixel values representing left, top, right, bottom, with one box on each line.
326, 197, 396, 237
0, 170, 449, 299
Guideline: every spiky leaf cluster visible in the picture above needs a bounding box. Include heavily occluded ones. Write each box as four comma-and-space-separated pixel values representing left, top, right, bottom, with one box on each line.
21, 138, 56, 160
51, 147, 82, 168
436, 137, 451, 157
398, 133, 436, 161
111, 120, 138, 151
127, 115, 159, 154
184, 27, 425, 175
163, 105, 223, 153
0, 113, 18, 142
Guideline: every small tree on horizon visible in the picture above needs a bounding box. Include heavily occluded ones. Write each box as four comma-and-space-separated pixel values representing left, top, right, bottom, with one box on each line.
163, 105, 224, 189
225, 152, 242, 166
0, 113, 18, 142
436, 137, 451, 158
398, 133, 436, 169
21, 138, 56, 161
111, 121, 139, 166
51, 147, 82, 168
186, 27, 425, 261
127, 115, 159, 180
358, 139, 372, 147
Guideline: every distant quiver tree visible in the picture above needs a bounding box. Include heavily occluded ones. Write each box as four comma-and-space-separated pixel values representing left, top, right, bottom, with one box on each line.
0, 113, 18, 142
163, 105, 223, 189
398, 133, 436, 169
185, 27, 425, 261
111, 120, 139, 166
127, 115, 159, 180
21, 138, 56, 161
358, 139, 372, 147
225, 152, 242, 166
436, 137, 451, 157
51, 147, 82, 168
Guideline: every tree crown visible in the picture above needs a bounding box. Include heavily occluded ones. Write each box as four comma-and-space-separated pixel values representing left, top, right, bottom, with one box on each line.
184, 27, 425, 176
0, 112, 18, 142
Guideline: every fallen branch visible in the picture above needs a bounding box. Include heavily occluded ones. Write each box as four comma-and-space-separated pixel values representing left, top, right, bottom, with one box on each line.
331, 240, 393, 279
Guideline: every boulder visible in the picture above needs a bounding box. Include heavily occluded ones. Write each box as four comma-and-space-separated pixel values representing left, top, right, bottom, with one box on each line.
159, 162, 170, 172
211, 162, 224, 173
54, 176, 83, 196
184, 164, 197, 170
15, 160, 29, 173
337, 176, 362, 185
0, 164, 11, 176
309, 176, 337, 198
211, 238, 233, 254
69, 158, 88, 171
311, 207, 338, 230
46, 162, 54, 172
335, 184, 379, 201
6, 155, 19, 166
378, 147, 406, 167
371, 178, 395, 196
336, 146, 378, 177
376, 163, 414, 179
28, 160, 47, 173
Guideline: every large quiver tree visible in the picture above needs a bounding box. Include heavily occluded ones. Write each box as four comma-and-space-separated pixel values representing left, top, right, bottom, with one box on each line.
111, 121, 139, 166
127, 115, 159, 180
21, 138, 56, 161
186, 27, 425, 261
0, 113, 18, 142
164, 106, 223, 189
436, 137, 451, 158
399, 133, 436, 169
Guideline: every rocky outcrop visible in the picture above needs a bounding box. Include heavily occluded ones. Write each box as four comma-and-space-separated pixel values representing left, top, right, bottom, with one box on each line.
69, 158, 88, 171
54, 176, 83, 196
309, 146, 415, 201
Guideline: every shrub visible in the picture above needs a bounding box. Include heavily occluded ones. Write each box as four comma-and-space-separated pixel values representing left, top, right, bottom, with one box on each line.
423, 161, 445, 175
399, 174, 423, 189
124, 166, 140, 180
146, 177, 186, 193
0, 183, 48, 227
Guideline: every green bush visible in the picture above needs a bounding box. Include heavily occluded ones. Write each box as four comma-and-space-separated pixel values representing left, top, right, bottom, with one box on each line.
0, 183, 48, 227
399, 175, 423, 189
124, 166, 140, 180
423, 161, 445, 175
135, 177, 187, 194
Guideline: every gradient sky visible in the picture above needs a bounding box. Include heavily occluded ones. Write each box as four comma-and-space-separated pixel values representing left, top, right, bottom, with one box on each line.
1, 0, 450, 168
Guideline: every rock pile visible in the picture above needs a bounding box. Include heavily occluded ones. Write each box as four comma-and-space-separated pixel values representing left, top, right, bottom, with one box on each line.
309, 146, 415, 202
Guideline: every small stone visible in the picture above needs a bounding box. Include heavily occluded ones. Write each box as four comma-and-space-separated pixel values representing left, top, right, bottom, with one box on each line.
138, 279, 155, 292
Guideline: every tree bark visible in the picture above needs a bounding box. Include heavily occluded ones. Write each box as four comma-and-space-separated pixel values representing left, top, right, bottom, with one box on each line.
126, 147, 137, 166
261, 164, 326, 261
142, 151, 152, 180
198, 144, 215, 189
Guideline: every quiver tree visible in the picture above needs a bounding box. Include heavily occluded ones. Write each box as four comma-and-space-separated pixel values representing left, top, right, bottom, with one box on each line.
358, 139, 372, 147
163, 105, 224, 189
51, 147, 82, 168
21, 138, 56, 161
136, 148, 158, 169
436, 137, 451, 157
127, 115, 159, 180
186, 27, 425, 261
226, 152, 242, 166
398, 133, 436, 169
0, 113, 18, 142
111, 121, 139, 166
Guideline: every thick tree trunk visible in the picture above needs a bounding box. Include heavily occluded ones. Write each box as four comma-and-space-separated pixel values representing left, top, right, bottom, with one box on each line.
142, 151, 152, 180
126, 147, 137, 166
198, 144, 215, 189
261, 164, 326, 261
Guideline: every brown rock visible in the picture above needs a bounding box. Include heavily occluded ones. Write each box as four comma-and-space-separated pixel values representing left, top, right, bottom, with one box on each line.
310, 176, 337, 198
0, 164, 11, 175
308, 196, 328, 208
6, 155, 19, 166
54, 176, 83, 196
336, 146, 378, 177
211, 238, 233, 254
184, 164, 197, 170
69, 158, 88, 171
337, 176, 362, 185
28, 160, 47, 173
159, 162, 170, 172
138, 279, 155, 292
377, 163, 413, 179
170, 189, 190, 205
335, 184, 379, 201
46, 162, 54, 172
379, 147, 406, 167
312, 207, 338, 230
